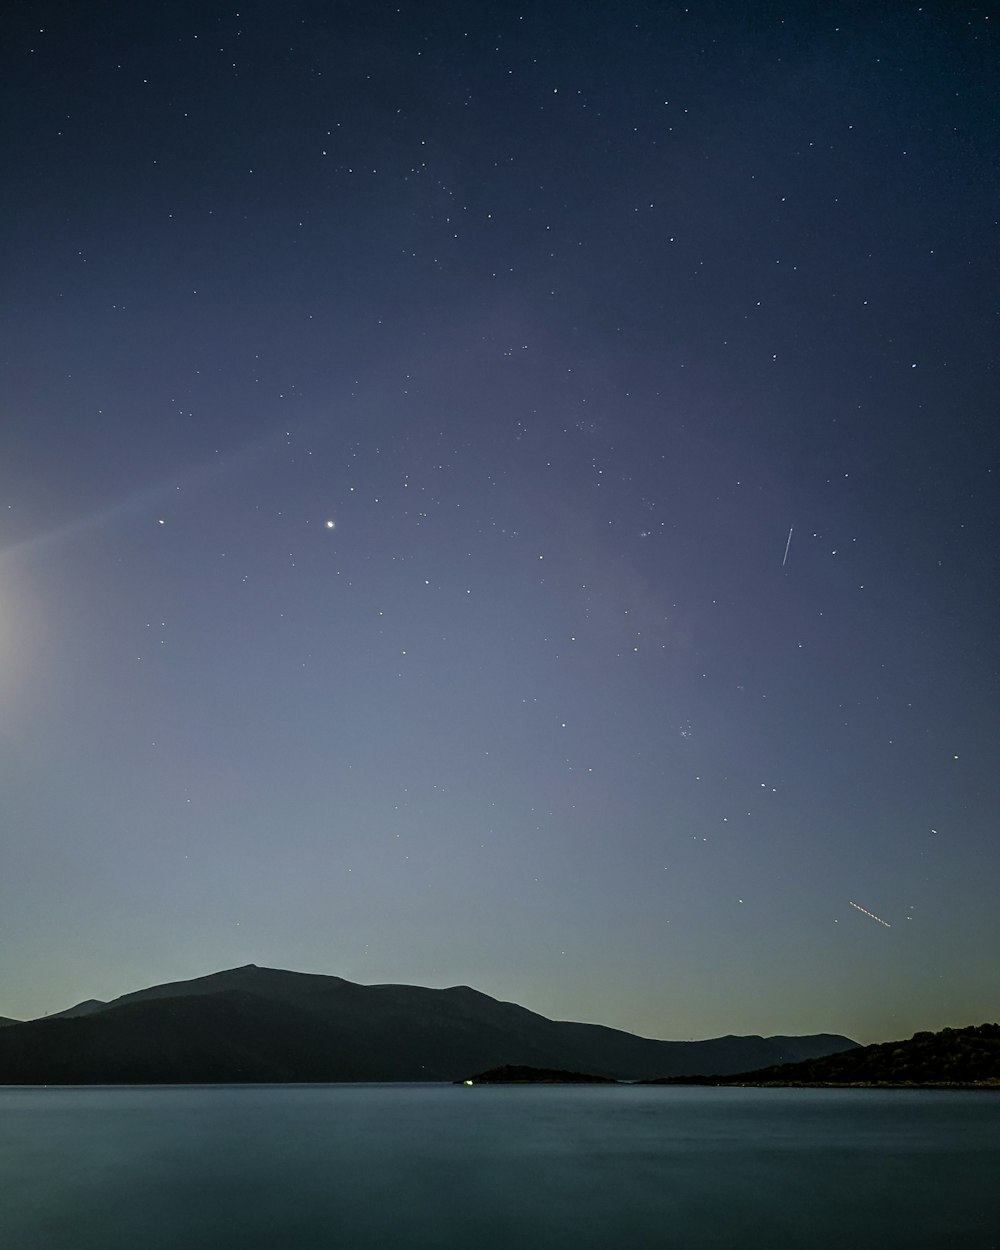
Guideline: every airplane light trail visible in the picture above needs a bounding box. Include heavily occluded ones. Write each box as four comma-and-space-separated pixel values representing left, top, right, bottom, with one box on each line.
849, 900, 891, 928
782, 525, 794, 567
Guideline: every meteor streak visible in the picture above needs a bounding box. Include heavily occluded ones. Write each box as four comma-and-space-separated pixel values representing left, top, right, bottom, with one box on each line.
782, 526, 794, 567
849, 900, 891, 928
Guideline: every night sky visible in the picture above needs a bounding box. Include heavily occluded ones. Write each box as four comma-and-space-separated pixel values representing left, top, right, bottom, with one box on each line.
2, 2, 997, 1045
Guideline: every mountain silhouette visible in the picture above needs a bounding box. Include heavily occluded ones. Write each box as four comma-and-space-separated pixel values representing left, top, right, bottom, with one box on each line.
0, 964, 859, 1084
47, 999, 107, 1019
647, 1022, 1000, 1086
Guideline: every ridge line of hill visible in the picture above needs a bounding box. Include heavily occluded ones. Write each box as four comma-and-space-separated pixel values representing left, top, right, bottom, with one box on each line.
0, 964, 859, 1084
644, 1023, 1000, 1087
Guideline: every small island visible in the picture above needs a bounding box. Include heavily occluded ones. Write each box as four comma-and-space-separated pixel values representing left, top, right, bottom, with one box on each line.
456, 1065, 619, 1085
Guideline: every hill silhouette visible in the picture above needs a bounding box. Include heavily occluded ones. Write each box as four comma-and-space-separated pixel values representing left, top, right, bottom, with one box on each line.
0, 964, 858, 1084
48, 999, 106, 1019
648, 1023, 1000, 1086
458, 1064, 618, 1084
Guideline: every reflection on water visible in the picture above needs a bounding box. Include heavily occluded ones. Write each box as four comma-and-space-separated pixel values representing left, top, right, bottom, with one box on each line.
1, 1084, 998, 1249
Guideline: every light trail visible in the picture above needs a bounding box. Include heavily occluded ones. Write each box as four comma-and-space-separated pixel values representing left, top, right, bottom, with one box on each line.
782, 526, 794, 567
849, 900, 891, 928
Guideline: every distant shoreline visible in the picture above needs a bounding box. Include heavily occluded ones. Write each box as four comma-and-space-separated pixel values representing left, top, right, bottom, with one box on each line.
457, 1064, 1000, 1090
656, 1081, 1000, 1091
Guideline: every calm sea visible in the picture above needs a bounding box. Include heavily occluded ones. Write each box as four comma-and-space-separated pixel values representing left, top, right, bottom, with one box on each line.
1, 1084, 997, 1249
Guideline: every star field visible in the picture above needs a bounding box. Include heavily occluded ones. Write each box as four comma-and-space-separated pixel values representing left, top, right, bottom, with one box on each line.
1, 1, 997, 1044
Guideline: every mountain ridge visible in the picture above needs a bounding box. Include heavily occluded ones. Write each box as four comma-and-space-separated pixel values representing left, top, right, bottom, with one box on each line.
0, 964, 859, 1084
647, 1022, 1000, 1086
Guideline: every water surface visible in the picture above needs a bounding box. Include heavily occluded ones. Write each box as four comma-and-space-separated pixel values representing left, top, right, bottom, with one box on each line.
1, 1084, 997, 1248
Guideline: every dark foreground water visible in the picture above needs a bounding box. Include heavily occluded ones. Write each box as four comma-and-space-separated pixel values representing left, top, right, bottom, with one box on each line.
1, 1084, 998, 1249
